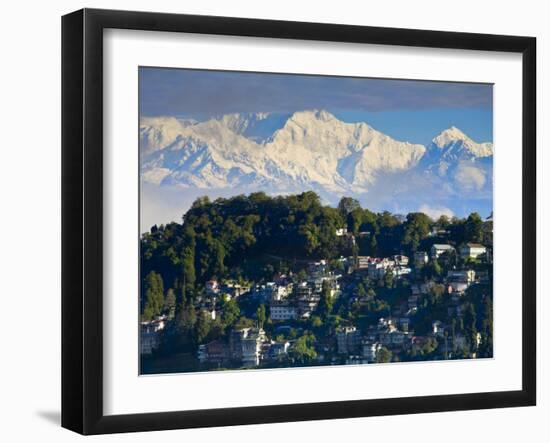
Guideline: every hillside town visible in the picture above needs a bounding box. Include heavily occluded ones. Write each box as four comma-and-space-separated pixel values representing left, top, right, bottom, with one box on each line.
140, 204, 493, 373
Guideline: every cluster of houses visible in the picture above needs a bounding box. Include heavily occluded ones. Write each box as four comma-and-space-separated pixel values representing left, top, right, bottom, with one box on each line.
141, 239, 490, 367
429, 243, 488, 261
197, 327, 291, 367
266, 260, 342, 322
353, 254, 411, 279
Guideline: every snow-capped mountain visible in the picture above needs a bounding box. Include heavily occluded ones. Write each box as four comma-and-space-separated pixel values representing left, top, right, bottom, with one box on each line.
141, 110, 426, 191
420, 126, 493, 193
139, 110, 493, 225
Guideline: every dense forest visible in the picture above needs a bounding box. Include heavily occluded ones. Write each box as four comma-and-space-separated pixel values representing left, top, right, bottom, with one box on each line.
140, 191, 492, 320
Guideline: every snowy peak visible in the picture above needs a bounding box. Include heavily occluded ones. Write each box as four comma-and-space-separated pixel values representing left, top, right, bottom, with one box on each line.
431, 126, 493, 159
140, 111, 492, 212
432, 126, 470, 148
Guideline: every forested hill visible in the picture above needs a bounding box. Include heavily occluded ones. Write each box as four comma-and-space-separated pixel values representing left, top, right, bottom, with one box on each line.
140, 191, 492, 304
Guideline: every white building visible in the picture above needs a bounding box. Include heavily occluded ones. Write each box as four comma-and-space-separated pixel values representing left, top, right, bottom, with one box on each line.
368, 259, 392, 279
269, 301, 298, 321
430, 244, 455, 259
392, 266, 412, 277
393, 255, 409, 266
356, 256, 371, 270
459, 243, 487, 259
238, 328, 267, 367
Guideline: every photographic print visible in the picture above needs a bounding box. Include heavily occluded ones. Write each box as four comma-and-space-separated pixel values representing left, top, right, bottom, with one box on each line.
139, 67, 494, 375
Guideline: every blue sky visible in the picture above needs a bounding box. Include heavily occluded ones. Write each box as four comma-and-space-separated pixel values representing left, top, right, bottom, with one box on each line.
139, 67, 493, 144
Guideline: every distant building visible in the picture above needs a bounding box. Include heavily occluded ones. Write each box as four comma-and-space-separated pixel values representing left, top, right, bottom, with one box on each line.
269, 300, 298, 321
198, 339, 230, 364
336, 326, 361, 354
270, 284, 291, 301
392, 266, 412, 277
392, 255, 409, 266
205, 280, 219, 295
447, 269, 476, 284
459, 243, 487, 259
414, 251, 429, 267
432, 321, 445, 338
267, 341, 291, 360
308, 260, 328, 276
448, 282, 469, 294
356, 256, 371, 270
230, 327, 267, 367
240, 328, 267, 367
377, 317, 397, 333
139, 316, 166, 355
430, 244, 455, 259
220, 282, 249, 298
368, 259, 392, 279
362, 341, 381, 362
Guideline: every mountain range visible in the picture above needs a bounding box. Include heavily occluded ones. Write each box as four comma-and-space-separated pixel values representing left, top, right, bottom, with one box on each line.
139, 110, 493, 227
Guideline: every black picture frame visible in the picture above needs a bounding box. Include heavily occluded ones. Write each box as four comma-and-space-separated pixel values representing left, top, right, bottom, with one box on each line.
62, 8, 537, 435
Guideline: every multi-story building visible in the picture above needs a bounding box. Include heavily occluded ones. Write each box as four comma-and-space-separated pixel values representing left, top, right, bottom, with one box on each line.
368, 259, 392, 279
139, 316, 166, 355
240, 328, 267, 367
269, 300, 298, 321
336, 326, 361, 354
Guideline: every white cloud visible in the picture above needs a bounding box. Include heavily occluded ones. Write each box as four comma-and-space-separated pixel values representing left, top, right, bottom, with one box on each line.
454, 163, 486, 190
418, 204, 454, 220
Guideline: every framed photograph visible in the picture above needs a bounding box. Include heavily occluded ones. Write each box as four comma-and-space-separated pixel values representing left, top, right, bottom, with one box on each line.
62, 8, 536, 435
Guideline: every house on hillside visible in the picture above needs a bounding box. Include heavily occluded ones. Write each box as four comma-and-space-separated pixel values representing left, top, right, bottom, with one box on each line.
459, 243, 487, 259
430, 244, 455, 259
414, 251, 429, 267
336, 326, 361, 354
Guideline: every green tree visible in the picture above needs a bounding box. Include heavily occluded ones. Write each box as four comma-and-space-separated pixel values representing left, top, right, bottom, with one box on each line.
369, 234, 378, 256
338, 197, 360, 217
177, 303, 197, 335
195, 310, 212, 344
317, 280, 334, 319
357, 283, 367, 299
464, 303, 478, 353
142, 271, 164, 320
164, 288, 177, 319
256, 304, 267, 329
403, 212, 432, 252
464, 212, 483, 243
384, 269, 395, 289
221, 297, 241, 328
291, 333, 317, 365
376, 346, 393, 363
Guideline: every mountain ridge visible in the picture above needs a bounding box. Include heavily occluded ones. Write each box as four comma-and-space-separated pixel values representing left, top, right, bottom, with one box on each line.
139, 110, 493, 222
